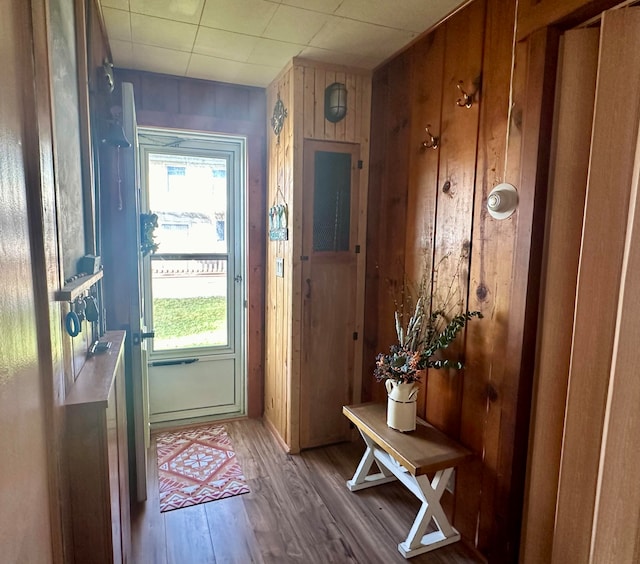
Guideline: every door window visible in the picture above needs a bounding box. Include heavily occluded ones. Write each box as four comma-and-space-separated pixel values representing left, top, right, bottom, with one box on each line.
147, 153, 229, 351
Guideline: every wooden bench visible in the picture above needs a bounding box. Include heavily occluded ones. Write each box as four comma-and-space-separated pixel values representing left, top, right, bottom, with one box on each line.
343, 403, 473, 559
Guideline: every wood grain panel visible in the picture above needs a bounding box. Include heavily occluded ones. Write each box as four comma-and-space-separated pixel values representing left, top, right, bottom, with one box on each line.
404, 28, 445, 420
290, 64, 304, 451
264, 67, 294, 447
517, 0, 621, 40
334, 71, 347, 141
365, 51, 413, 406
520, 28, 599, 564
362, 70, 390, 404
426, 0, 486, 438
456, 0, 518, 551
483, 27, 559, 562
352, 75, 372, 405
590, 115, 640, 564
314, 66, 326, 139
303, 66, 315, 139
553, 10, 640, 563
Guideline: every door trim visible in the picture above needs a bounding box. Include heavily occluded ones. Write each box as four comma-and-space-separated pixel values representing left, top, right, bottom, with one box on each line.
137, 127, 247, 424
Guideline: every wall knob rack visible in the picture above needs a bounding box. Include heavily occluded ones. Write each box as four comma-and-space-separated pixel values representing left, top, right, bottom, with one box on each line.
55, 270, 104, 338
54, 270, 103, 302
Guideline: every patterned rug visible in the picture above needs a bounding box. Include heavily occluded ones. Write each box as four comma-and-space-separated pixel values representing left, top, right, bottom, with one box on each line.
156, 424, 250, 513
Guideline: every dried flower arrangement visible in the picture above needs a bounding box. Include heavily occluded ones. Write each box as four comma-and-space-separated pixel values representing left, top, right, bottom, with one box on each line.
374, 253, 483, 385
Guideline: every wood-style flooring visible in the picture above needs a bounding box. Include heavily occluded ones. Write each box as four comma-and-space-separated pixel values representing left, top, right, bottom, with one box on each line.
131, 418, 484, 564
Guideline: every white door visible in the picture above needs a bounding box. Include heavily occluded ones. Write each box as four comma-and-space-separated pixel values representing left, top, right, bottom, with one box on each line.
137, 128, 246, 424
121, 82, 150, 501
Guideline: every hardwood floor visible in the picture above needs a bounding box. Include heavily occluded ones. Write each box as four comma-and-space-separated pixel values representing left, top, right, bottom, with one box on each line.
131, 418, 484, 564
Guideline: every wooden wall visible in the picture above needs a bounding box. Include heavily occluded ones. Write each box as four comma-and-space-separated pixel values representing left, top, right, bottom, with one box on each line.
366, 0, 629, 560
264, 66, 294, 449
264, 59, 371, 452
109, 69, 266, 419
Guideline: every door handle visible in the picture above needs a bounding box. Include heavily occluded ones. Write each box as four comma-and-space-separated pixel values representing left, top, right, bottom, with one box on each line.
133, 331, 155, 345
305, 278, 311, 299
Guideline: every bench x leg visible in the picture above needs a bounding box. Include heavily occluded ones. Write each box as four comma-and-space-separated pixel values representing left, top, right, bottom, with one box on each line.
346, 430, 397, 491
397, 468, 460, 558
346, 430, 460, 558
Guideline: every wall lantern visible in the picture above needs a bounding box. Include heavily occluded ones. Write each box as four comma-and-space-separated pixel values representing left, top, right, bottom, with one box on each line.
324, 82, 347, 123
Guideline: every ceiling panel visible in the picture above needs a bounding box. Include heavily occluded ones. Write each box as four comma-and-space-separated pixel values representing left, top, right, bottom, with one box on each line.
131, 13, 198, 51
99, 0, 467, 87
132, 44, 191, 75
247, 37, 304, 67
278, 0, 343, 15
129, 0, 205, 25
102, 7, 131, 41
193, 27, 259, 62
263, 4, 329, 45
336, 0, 461, 33
200, 0, 278, 36
101, 0, 129, 10
309, 17, 417, 59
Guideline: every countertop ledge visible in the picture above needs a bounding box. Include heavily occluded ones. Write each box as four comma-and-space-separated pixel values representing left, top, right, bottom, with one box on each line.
65, 330, 125, 408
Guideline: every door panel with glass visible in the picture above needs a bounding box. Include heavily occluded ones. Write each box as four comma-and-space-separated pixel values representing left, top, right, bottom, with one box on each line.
300, 140, 360, 449
138, 130, 245, 423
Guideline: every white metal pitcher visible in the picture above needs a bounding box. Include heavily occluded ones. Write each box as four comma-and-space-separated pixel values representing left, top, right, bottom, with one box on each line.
385, 380, 419, 432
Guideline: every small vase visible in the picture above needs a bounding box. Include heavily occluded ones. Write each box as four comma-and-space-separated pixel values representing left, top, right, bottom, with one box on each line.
385, 380, 419, 432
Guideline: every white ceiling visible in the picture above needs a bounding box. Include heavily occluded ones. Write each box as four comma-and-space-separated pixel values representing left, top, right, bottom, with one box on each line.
98, 0, 466, 87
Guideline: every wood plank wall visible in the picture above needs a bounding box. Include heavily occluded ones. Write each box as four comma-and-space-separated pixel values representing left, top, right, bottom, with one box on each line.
367, 0, 633, 560
264, 59, 371, 453
265, 67, 294, 449
109, 69, 266, 419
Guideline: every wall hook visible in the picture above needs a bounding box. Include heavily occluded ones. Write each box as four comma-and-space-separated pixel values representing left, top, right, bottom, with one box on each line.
456, 80, 474, 108
420, 125, 439, 150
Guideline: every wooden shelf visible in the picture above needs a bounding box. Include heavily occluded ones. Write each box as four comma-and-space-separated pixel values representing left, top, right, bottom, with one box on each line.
54, 270, 103, 302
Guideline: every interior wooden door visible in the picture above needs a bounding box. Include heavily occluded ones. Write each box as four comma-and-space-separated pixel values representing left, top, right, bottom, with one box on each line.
300, 140, 360, 449
520, 27, 599, 564
544, 8, 640, 563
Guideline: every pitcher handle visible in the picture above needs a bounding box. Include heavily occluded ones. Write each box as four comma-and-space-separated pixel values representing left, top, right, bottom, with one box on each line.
385, 379, 393, 395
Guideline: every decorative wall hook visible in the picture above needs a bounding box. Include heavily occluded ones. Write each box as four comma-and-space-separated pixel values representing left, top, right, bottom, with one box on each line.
271, 93, 288, 144
456, 81, 473, 108
269, 203, 289, 240
420, 125, 439, 150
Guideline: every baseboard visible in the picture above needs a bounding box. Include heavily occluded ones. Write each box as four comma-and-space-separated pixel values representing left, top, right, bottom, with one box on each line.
262, 416, 292, 454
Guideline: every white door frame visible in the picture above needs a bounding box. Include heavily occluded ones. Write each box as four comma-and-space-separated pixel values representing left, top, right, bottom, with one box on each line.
137, 128, 247, 425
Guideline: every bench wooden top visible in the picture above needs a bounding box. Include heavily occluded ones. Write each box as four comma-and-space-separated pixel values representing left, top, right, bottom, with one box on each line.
343, 403, 473, 476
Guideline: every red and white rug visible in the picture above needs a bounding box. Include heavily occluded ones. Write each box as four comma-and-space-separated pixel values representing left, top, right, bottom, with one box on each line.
156, 424, 250, 513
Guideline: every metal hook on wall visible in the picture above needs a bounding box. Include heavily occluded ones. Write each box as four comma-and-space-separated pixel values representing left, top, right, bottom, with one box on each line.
456, 80, 475, 108
420, 125, 439, 150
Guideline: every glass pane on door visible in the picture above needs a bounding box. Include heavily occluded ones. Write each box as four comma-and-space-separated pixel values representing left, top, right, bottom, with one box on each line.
146, 152, 230, 352
150, 258, 228, 350
313, 151, 352, 252
148, 154, 228, 254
